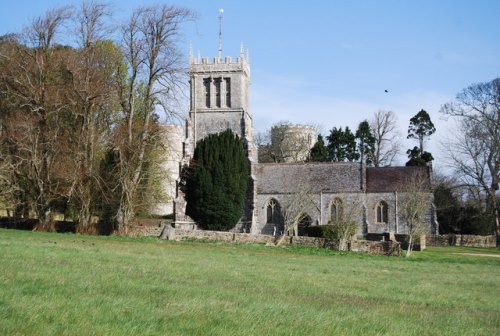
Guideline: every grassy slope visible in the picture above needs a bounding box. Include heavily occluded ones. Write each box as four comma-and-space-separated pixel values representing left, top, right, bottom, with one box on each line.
0, 229, 499, 336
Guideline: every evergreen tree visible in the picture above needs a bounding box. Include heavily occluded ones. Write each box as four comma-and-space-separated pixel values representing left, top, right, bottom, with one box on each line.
326, 126, 359, 162
407, 109, 436, 153
406, 109, 436, 166
355, 120, 375, 165
184, 130, 249, 231
405, 146, 434, 166
309, 134, 328, 162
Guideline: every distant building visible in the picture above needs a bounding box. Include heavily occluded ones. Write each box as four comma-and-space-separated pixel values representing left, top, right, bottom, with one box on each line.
270, 123, 316, 163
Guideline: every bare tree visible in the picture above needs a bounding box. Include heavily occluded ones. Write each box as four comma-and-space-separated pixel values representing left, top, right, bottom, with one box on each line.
399, 171, 432, 257
327, 196, 362, 251
273, 185, 319, 246
0, 7, 72, 228
64, 2, 118, 232
440, 78, 500, 243
370, 110, 401, 167
113, 5, 193, 230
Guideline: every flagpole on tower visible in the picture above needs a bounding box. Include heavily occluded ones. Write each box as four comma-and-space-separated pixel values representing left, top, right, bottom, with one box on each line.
218, 8, 224, 58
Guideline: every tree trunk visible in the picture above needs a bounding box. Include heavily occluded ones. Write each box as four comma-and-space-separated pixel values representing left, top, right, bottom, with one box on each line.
495, 207, 500, 247
405, 235, 413, 258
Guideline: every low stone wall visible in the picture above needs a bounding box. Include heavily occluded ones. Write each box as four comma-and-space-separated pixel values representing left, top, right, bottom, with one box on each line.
174, 229, 276, 244
365, 232, 425, 251
123, 225, 400, 255
172, 229, 400, 255
366, 232, 497, 248
350, 240, 401, 256
426, 234, 496, 248
125, 225, 164, 237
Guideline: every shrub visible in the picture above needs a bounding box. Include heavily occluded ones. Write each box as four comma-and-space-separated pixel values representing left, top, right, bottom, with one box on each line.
305, 225, 334, 238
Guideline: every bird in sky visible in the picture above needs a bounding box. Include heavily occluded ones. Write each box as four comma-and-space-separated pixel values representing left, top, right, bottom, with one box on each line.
384, 89, 389, 93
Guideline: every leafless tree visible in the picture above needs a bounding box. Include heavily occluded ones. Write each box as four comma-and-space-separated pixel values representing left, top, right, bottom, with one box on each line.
327, 196, 362, 251
399, 171, 432, 257
274, 186, 319, 246
113, 5, 193, 230
0, 7, 72, 228
63, 2, 118, 232
370, 110, 401, 167
440, 78, 500, 243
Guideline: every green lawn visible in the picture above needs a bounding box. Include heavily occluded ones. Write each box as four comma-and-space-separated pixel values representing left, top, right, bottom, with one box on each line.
0, 229, 499, 335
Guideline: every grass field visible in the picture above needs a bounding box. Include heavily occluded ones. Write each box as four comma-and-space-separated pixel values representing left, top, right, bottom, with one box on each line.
0, 229, 499, 335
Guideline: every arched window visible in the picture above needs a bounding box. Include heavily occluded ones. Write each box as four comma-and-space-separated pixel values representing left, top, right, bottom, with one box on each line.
266, 199, 283, 235
376, 201, 389, 223
298, 214, 312, 236
330, 198, 343, 222
267, 199, 281, 224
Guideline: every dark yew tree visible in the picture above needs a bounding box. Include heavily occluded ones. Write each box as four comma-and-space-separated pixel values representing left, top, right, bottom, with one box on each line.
326, 126, 359, 162
355, 120, 375, 165
309, 134, 328, 162
185, 130, 249, 231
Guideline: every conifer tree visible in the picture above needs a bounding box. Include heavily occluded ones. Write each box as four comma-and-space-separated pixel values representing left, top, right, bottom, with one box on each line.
406, 109, 436, 166
185, 130, 249, 231
309, 134, 328, 162
407, 109, 436, 153
355, 120, 375, 165
326, 126, 359, 162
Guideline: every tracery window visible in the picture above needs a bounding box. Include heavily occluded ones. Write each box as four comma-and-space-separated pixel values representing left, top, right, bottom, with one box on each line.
330, 198, 343, 222
266, 198, 284, 235
266, 199, 281, 224
376, 201, 389, 224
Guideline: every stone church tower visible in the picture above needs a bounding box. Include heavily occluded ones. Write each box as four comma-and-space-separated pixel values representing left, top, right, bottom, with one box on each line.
174, 47, 257, 230
185, 48, 256, 161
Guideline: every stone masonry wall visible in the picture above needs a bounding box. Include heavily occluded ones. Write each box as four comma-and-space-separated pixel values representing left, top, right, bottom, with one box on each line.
426, 234, 496, 248
366, 232, 497, 248
125, 227, 400, 255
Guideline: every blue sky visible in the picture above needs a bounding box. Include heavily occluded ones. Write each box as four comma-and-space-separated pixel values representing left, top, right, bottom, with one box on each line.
1, 0, 499, 169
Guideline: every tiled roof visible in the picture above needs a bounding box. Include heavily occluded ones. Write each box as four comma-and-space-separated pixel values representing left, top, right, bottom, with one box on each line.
254, 162, 362, 194
366, 166, 431, 192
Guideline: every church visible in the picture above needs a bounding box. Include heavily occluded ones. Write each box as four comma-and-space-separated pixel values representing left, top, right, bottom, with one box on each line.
167, 46, 438, 237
